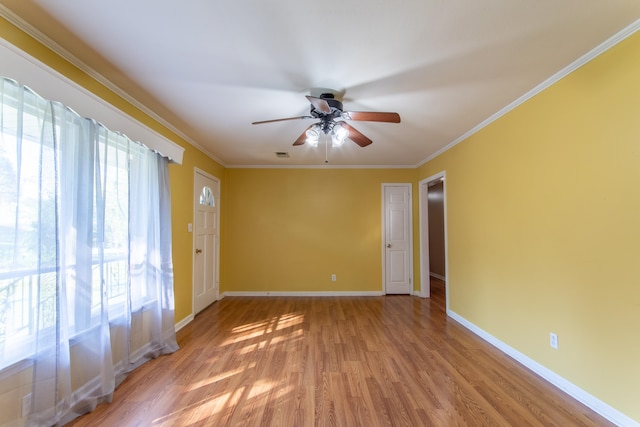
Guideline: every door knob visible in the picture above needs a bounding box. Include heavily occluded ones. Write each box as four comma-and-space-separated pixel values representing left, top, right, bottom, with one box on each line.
195, 248, 202, 254
386, 244, 391, 248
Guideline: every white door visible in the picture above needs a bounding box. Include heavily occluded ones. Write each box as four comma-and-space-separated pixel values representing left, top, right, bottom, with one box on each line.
193, 170, 219, 314
383, 184, 412, 294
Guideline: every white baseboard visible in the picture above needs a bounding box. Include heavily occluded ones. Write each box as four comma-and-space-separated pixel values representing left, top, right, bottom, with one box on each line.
429, 272, 446, 281
174, 314, 194, 332
447, 310, 638, 427
221, 291, 385, 297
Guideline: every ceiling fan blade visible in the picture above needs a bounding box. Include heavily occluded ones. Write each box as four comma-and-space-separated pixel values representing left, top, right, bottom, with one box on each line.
340, 122, 373, 147
252, 116, 312, 125
293, 125, 314, 146
305, 95, 332, 113
344, 111, 401, 123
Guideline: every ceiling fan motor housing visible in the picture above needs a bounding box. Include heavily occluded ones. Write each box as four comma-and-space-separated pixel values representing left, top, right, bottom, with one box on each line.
310, 93, 344, 123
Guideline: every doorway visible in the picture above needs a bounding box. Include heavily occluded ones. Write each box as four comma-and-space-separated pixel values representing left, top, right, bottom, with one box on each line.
193, 168, 220, 314
382, 183, 413, 294
419, 172, 448, 309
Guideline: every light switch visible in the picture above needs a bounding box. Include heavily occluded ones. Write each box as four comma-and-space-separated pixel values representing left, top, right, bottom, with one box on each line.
187, 223, 193, 232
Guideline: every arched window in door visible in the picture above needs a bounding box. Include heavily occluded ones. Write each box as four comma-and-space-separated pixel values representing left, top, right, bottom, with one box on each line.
199, 186, 215, 207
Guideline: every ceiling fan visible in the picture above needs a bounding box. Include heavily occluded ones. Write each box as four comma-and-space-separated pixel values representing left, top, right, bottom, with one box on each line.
252, 93, 400, 148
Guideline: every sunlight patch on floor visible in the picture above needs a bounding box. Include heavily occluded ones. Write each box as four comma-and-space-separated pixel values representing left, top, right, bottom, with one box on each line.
224, 312, 305, 345
151, 389, 239, 425
274, 313, 305, 331
187, 364, 255, 392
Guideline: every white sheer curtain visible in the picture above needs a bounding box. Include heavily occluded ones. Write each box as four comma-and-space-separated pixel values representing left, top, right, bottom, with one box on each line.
0, 77, 178, 426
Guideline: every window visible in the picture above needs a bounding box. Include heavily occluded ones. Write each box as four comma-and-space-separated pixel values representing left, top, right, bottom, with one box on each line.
0, 77, 178, 425
0, 108, 136, 359
199, 185, 215, 207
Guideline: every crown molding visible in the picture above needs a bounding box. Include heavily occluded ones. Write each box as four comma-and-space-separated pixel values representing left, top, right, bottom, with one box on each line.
226, 164, 417, 169
0, 5, 227, 167
5, 5, 637, 171
416, 18, 640, 168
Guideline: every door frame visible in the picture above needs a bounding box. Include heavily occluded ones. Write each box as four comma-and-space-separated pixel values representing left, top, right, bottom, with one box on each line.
419, 171, 449, 310
192, 167, 221, 315
381, 183, 414, 295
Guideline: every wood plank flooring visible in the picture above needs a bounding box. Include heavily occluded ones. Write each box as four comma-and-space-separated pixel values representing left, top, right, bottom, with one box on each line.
67, 279, 613, 426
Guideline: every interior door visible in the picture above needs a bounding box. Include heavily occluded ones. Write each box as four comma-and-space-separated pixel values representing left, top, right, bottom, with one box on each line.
193, 170, 219, 314
384, 184, 412, 294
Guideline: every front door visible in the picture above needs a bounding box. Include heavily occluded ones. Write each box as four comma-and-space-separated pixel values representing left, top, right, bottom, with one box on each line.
193, 169, 219, 314
383, 184, 412, 294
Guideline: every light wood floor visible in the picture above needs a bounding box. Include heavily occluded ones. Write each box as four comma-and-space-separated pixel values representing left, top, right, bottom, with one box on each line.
67, 279, 612, 426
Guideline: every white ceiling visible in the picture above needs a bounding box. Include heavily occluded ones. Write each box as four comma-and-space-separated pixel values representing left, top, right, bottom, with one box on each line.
2, 1, 640, 167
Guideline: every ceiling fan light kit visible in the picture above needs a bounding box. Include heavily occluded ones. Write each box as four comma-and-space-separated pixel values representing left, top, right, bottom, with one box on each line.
304, 122, 349, 148
305, 125, 320, 147
331, 123, 349, 147
252, 92, 401, 150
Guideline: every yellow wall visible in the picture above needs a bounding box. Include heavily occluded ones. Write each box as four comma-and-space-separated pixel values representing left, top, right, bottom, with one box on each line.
1, 18, 421, 318
0, 18, 224, 324
418, 30, 640, 421
222, 168, 418, 293
169, 153, 224, 322
5, 11, 640, 423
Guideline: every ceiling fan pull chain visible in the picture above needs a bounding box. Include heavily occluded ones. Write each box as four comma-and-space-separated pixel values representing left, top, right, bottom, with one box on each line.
325, 137, 329, 164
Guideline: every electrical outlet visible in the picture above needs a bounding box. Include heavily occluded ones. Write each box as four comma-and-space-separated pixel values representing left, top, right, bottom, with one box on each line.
549, 332, 558, 350
331, 274, 336, 282
22, 393, 32, 418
